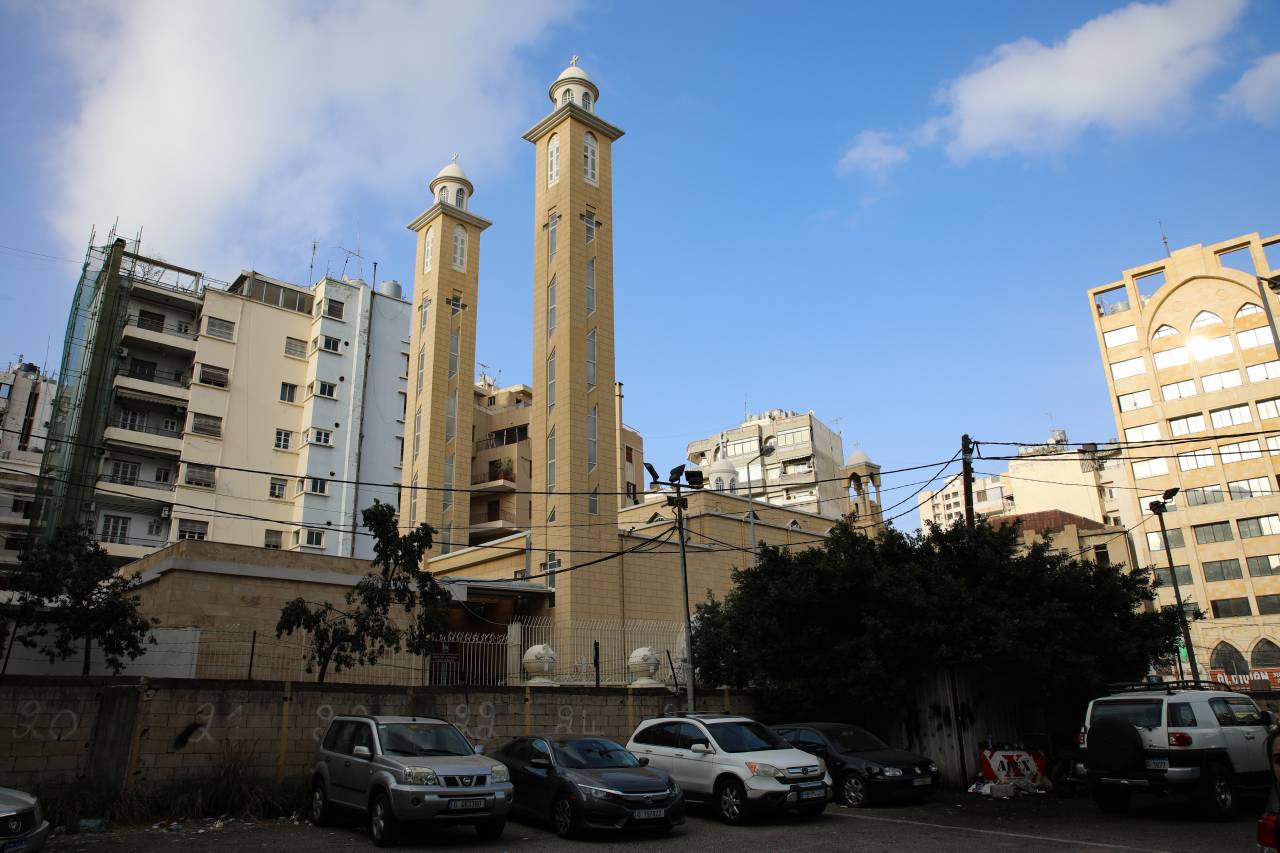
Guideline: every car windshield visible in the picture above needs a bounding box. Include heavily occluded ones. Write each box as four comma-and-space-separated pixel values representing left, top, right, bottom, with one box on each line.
1090, 699, 1163, 728
828, 726, 888, 752
552, 738, 640, 769
707, 721, 788, 753
377, 722, 473, 757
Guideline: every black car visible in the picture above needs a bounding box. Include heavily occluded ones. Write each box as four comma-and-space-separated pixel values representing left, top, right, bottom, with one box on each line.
774, 723, 939, 807
492, 735, 685, 838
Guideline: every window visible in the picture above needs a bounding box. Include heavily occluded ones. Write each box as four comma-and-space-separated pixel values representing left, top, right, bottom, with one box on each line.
198, 364, 229, 388
1248, 554, 1280, 577
422, 226, 433, 272
274, 429, 292, 450
1152, 324, 1177, 339
413, 408, 421, 459
1239, 327, 1274, 350
1190, 311, 1223, 329
584, 213, 596, 244
546, 276, 556, 336
1178, 448, 1215, 470
1168, 414, 1205, 437
1239, 514, 1280, 538
588, 487, 599, 515
1211, 598, 1252, 618
561, 88, 573, 106
416, 349, 425, 394
1185, 484, 1224, 506
448, 328, 459, 378
547, 350, 556, 411
443, 454, 454, 511
1132, 458, 1169, 479
0, 383, 9, 400
269, 477, 287, 499
587, 405, 597, 471
1103, 325, 1137, 348
284, 337, 306, 358
1203, 559, 1243, 581
1220, 439, 1262, 464
317, 381, 337, 399
445, 389, 456, 442
586, 329, 596, 389
191, 413, 222, 437
547, 133, 560, 185
626, 482, 637, 503
776, 427, 811, 447
177, 519, 208, 541
100, 515, 130, 545
205, 317, 234, 340
154, 467, 172, 484
1153, 347, 1188, 369
1249, 360, 1280, 382
1124, 423, 1160, 442
548, 214, 559, 262
1193, 521, 1233, 544
582, 91, 592, 111
306, 477, 328, 495
1211, 404, 1252, 429
1238, 302, 1265, 318
1191, 335, 1233, 360
280, 382, 298, 403
585, 257, 598, 317
304, 530, 324, 548
184, 464, 215, 488
1202, 369, 1243, 392
264, 530, 282, 550
1118, 389, 1152, 411
1136, 269, 1166, 301
408, 475, 418, 522
1146, 528, 1184, 551
452, 225, 467, 271
1111, 357, 1145, 380
546, 427, 556, 492
1155, 564, 1193, 587
311, 428, 332, 446
1259, 595, 1280, 615
109, 460, 139, 485
1161, 379, 1197, 401
454, 188, 465, 208
321, 335, 340, 353
325, 299, 345, 320
1229, 477, 1273, 499
438, 187, 448, 204
583, 132, 598, 183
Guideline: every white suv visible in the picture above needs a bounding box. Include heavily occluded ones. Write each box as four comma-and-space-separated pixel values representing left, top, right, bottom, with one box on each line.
1082, 681, 1273, 819
625, 714, 831, 824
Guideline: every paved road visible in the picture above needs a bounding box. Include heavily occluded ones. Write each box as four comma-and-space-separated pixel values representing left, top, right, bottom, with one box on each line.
47, 791, 1258, 852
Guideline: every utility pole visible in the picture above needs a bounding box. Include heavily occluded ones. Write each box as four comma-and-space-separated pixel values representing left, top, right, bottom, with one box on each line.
961, 434, 975, 531
1150, 492, 1200, 684
668, 479, 696, 713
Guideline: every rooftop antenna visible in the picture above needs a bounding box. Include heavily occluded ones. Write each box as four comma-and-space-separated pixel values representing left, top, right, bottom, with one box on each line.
308, 240, 318, 284
1159, 220, 1171, 258
337, 245, 363, 280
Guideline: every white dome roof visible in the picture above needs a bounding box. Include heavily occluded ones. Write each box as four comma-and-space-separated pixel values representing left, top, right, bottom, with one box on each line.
556, 62, 593, 85
434, 161, 468, 181
707, 457, 738, 479
847, 449, 871, 465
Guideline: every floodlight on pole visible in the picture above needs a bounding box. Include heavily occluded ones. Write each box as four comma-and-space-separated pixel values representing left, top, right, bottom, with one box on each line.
1149, 492, 1200, 685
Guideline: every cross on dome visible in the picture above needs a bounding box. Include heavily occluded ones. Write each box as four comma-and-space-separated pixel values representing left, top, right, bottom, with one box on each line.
451, 153, 459, 162
570, 54, 579, 66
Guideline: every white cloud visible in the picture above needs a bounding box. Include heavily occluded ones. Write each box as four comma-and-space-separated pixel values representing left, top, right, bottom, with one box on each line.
1223, 52, 1280, 125
836, 130, 908, 180
41, 0, 576, 277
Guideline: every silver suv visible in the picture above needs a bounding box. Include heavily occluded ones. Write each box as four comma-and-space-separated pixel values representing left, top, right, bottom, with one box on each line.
1082, 681, 1273, 819
311, 715, 512, 846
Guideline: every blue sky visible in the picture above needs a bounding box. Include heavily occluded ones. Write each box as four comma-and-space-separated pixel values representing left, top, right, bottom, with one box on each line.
1, 0, 1278, 530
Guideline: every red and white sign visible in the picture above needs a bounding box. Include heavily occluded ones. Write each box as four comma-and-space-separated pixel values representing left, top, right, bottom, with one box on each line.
1211, 669, 1280, 690
979, 749, 1047, 785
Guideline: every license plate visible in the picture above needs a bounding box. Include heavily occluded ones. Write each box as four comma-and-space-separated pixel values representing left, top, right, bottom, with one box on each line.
1144, 758, 1169, 770
912, 778, 932, 787
632, 808, 665, 819
799, 788, 824, 800
3, 841, 28, 853
447, 798, 487, 810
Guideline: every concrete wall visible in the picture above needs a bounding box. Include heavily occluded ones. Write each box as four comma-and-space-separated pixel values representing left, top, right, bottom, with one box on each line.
0, 677, 754, 793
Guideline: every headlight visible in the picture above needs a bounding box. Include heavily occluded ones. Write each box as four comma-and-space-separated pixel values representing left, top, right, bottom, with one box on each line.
928, 763, 938, 774
578, 784, 621, 801
490, 764, 510, 783
744, 762, 787, 781
404, 767, 439, 785
817, 757, 828, 774
669, 778, 682, 795
881, 767, 903, 778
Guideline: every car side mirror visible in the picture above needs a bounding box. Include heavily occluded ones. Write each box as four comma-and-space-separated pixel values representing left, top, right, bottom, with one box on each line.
691, 742, 714, 755
1262, 709, 1274, 728
530, 757, 552, 770
637, 757, 650, 767
352, 745, 371, 759
473, 744, 485, 755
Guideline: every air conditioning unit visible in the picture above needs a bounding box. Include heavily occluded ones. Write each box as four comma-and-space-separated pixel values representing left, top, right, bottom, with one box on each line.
115, 346, 129, 358
159, 506, 172, 519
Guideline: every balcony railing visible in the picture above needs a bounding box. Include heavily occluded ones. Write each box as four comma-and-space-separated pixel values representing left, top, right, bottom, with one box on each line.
116, 365, 189, 388
472, 471, 516, 485
109, 417, 182, 439
125, 314, 197, 339
97, 532, 164, 548
99, 474, 176, 492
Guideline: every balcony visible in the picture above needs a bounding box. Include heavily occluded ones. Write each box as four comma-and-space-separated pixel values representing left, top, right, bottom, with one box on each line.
103, 414, 184, 455
97, 473, 176, 503
113, 364, 190, 403
121, 314, 198, 354
96, 534, 158, 561
470, 471, 517, 493
468, 511, 522, 543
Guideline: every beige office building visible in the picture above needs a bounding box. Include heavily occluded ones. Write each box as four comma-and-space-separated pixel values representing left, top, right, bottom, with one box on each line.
0, 362, 56, 564
1089, 230, 1280, 686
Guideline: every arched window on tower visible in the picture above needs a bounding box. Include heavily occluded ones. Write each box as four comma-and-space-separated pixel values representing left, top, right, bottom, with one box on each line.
582, 92, 592, 112
729, 476, 738, 493
561, 89, 573, 107
1152, 324, 1178, 340
452, 225, 467, 272
547, 133, 560, 186
438, 187, 448, 204
454, 188, 465, 208
1191, 310, 1223, 329
583, 132, 598, 184
1254, 639, 1280, 669
714, 477, 725, 491
422, 226, 433, 273
546, 349, 556, 411
1238, 302, 1265, 319
1211, 641, 1248, 676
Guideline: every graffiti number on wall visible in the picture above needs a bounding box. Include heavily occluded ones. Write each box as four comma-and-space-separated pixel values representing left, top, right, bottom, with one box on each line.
453, 702, 495, 742
12, 701, 80, 741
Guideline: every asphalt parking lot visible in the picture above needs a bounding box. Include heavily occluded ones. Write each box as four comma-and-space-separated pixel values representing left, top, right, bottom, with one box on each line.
47, 791, 1260, 852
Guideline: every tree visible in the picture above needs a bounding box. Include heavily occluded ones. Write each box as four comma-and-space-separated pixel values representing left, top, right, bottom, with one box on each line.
276, 501, 451, 682
6, 525, 154, 675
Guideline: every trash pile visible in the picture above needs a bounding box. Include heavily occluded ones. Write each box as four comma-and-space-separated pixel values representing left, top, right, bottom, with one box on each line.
148, 815, 260, 834
966, 747, 1051, 798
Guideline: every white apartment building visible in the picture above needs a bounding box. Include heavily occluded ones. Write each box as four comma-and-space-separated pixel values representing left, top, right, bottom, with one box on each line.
0, 362, 56, 564
918, 473, 1007, 528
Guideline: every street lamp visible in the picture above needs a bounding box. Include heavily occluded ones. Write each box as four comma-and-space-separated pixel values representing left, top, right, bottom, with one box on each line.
1254, 274, 1280, 350
745, 435, 776, 559
1149, 487, 1201, 685
645, 462, 703, 712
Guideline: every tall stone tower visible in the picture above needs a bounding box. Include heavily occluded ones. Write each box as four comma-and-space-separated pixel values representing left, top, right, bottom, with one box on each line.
404, 159, 491, 553
524, 59, 624, 618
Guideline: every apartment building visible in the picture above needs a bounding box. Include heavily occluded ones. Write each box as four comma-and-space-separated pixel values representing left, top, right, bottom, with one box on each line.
0, 362, 56, 564
1089, 230, 1280, 684
38, 237, 408, 561
918, 473, 1006, 527
686, 409, 881, 522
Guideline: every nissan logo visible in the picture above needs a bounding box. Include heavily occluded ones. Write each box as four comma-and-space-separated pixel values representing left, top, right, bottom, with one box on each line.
460, 776, 473, 786
643, 796, 653, 804
7, 818, 19, 833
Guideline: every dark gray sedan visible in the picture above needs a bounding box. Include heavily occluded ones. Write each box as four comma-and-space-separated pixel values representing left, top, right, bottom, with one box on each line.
492, 735, 685, 838
0, 787, 49, 852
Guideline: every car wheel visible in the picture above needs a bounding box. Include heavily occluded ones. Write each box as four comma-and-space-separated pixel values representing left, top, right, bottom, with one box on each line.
474, 818, 505, 840
310, 780, 332, 827
370, 791, 399, 847
1201, 763, 1237, 820
797, 802, 826, 818
840, 773, 868, 807
552, 794, 577, 839
715, 778, 749, 825
1091, 785, 1130, 814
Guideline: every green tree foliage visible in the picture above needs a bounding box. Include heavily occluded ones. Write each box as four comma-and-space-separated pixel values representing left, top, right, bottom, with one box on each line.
693, 519, 1183, 722
276, 501, 450, 682
6, 525, 154, 675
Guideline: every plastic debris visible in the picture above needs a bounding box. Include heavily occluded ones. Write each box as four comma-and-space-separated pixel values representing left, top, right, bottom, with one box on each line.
77, 818, 107, 832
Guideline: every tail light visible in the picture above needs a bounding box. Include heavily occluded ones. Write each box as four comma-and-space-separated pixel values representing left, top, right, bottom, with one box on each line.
1256, 812, 1279, 852
1168, 731, 1193, 747
1077, 727, 1087, 746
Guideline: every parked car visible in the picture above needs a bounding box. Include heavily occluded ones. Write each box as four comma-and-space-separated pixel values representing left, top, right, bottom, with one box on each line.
625, 713, 830, 824
1259, 785, 1279, 853
310, 714, 512, 846
1081, 681, 1272, 819
0, 787, 49, 852
491, 734, 685, 837
773, 722, 939, 807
